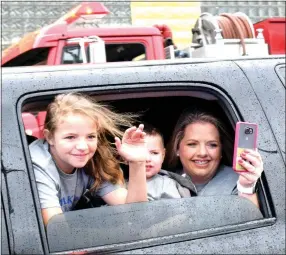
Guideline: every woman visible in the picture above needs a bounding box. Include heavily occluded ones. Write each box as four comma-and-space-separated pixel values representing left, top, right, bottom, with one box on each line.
167, 110, 264, 207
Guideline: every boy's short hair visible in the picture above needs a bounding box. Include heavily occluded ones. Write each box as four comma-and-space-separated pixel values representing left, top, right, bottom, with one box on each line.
143, 122, 165, 146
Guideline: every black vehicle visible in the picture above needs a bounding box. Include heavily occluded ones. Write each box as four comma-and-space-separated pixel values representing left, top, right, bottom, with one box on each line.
2, 56, 285, 254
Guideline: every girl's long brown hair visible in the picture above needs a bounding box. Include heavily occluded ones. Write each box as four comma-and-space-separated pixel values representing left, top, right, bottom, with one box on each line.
44, 92, 136, 190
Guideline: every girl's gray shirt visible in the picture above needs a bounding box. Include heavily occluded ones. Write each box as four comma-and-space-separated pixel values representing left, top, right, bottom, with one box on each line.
29, 139, 120, 212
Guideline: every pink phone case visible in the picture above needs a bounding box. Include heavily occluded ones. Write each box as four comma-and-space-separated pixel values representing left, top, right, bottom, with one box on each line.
233, 122, 258, 172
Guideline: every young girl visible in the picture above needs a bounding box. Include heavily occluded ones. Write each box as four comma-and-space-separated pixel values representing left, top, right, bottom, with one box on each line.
29, 92, 148, 226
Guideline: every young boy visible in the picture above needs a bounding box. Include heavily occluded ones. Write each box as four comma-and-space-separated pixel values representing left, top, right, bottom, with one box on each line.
144, 124, 195, 201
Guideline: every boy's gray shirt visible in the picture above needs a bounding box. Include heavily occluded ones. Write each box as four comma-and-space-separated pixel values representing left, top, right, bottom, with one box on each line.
29, 139, 119, 212
147, 172, 192, 201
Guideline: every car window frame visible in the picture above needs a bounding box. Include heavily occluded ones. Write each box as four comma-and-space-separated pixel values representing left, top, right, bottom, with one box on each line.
19, 84, 276, 254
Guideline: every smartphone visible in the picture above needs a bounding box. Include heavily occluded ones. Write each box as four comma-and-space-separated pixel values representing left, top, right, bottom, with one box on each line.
233, 122, 258, 172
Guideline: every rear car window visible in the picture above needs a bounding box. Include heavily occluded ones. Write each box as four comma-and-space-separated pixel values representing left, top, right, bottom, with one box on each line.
21, 87, 274, 254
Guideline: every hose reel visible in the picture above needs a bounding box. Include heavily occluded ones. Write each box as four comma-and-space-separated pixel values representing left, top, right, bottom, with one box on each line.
192, 12, 256, 55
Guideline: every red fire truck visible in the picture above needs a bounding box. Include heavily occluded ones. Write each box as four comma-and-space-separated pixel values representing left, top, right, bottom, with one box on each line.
2, 2, 285, 68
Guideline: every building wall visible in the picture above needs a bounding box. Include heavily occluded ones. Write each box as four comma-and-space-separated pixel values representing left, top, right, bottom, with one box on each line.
130, 1, 201, 49
201, 1, 285, 23
1, 0, 285, 51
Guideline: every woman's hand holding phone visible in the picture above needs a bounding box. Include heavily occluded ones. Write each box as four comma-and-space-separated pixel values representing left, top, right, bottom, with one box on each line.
233, 122, 264, 193
237, 149, 264, 188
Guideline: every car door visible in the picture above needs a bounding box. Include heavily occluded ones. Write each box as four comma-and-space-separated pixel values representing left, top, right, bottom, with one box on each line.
2, 59, 285, 254
1, 190, 10, 255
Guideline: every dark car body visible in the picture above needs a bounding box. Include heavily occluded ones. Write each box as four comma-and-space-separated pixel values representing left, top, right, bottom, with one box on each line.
1, 56, 285, 254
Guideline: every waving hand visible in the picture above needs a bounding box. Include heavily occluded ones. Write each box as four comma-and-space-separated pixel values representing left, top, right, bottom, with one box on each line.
115, 124, 148, 162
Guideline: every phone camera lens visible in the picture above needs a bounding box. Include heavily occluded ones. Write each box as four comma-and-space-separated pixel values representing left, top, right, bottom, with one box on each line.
245, 127, 253, 134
